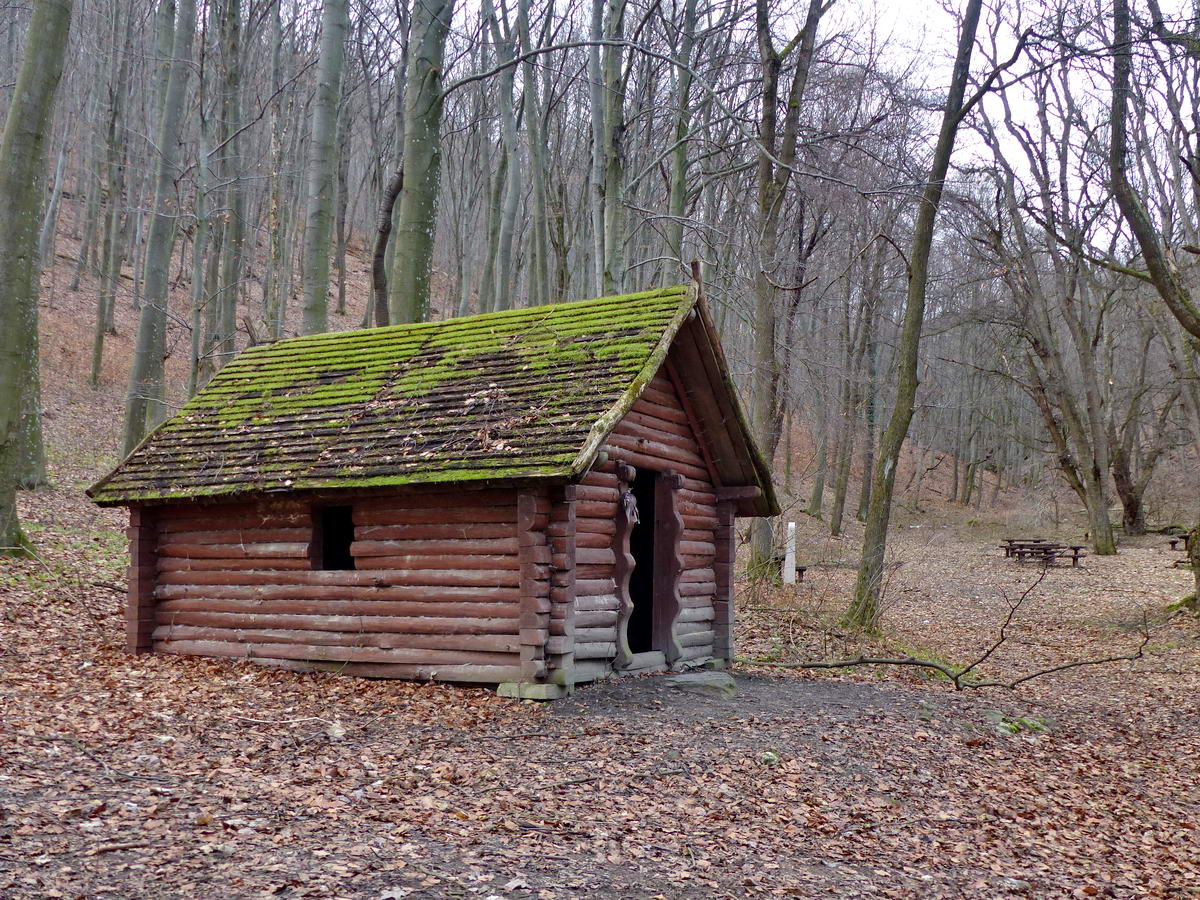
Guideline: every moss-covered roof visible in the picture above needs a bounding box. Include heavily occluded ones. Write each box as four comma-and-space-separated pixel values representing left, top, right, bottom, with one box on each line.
89, 287, 706, 505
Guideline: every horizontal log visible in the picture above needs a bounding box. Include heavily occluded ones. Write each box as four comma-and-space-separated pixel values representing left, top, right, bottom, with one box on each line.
158, 527, 311, 545
575, 564, 613, 579
678, 606, 715, 624
576, 518, 616, 535
158, 511, 305, 534
574, 626, 617, 644
612, 417, 698, 452
576, 578, 616, 597
679, 630, 714, 648
314, 568, 521, 587
155, 611, 517, 635
574, 485, 617, 503
576, 532, 613, 549
579, 470, 619, 488
638, 383, 679, 410
682, 515, 719, 532
157, 598, 520, 619
354, 507, 516, 526
574, 641, 617, 660
678, 645, 711, 662
577, 547, 616, 566
250, 658, 525, 683
684, 555, 716, 569
154, 568, 517, 590
159, 557, 311, 572
681, 540, 716, 556
679, 581, 717, 597
350, 538, 519, 556
682, 528, 715, 543
353, 554, 517, 571
155, 581, 522, 603
577, 597, 619, 618
681, 568, 715, 584
155, 640, 519, 667
575, 500, 617, 519
619, 406, 694, 436
154, 625, 521, 653
356, 523, 515, 541
603, 448, 708, 482
679, 489, 717, 507
158, 542, 310, 560
574, 609, 617, 628
604, 433, 706, 468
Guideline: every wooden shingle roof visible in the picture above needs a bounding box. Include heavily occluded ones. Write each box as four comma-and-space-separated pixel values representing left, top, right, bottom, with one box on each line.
89, 286, 777, 513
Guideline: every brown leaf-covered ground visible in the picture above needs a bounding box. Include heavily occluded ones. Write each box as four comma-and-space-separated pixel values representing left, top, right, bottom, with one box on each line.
3, 220, 1199, 897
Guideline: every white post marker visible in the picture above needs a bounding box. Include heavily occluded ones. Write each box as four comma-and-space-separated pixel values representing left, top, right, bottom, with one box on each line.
783, 521, 797, 584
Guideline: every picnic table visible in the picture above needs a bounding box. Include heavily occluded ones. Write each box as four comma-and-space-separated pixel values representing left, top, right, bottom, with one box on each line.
1000, 538, 1087, 567
1167, 534, 1192, 552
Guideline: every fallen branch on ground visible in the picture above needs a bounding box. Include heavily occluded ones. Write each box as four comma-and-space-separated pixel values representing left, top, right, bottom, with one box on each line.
738, 570, 1153, 690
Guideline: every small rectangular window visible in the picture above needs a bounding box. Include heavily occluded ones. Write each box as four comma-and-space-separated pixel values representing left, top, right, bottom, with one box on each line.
312, 505, 356, 570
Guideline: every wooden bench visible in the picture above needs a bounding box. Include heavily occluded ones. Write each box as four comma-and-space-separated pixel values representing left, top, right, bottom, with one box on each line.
1001, 538, 1046, 558
1008, 541, 1087, 567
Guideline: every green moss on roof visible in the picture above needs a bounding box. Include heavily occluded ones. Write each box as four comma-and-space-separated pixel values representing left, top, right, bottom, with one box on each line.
89, 287, 696, 504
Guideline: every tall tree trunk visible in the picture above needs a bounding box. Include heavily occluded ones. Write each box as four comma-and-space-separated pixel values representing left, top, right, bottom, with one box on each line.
388, 0, 455, 324
0, 0, 73, 554
121, 0, 196, 455
847, 0, 983, 630
300, 0, 349, 335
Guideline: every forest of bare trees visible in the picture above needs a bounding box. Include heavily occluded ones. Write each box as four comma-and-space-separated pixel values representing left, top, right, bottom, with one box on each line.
1, 0, 1198, 612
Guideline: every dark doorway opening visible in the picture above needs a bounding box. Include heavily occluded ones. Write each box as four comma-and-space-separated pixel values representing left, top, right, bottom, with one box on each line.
312, 505, 356, 570
627, 469, 658, 654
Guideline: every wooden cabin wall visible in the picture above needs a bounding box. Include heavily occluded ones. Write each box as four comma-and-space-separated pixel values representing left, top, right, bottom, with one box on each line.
574, 367, 720, 668
142, 488, 525, 683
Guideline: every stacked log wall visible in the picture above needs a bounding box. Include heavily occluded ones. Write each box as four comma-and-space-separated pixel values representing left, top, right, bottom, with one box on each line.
147, 488, 524, 683
574, 365, 720, 666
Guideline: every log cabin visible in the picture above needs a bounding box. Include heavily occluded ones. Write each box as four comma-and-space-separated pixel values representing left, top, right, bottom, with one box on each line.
89, 285, 777, 698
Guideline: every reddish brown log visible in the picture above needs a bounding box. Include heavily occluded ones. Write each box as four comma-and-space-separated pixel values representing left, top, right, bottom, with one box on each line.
157, 541, 310, 560
577, 547, 616, 566
679, 581, 716, 597
576, 517, 616, 535
249, 658, 525, 682
604, 433, 706, 468
153, 624, 521, 652
158, 557, 311, 572
576, 578, 616, 597
356, 523, 515, 541
575, 594, 618, 612
157, 597, 519, 619
579, 470, 619, 488
602, 447, 708, 482
681, 568, 716, 583
612, 415, 698, 449
576, 532, 612, 550
155, 640, 518, 666
350, 537, 519, 556
575, 500, 616, 519
352, 554, 517, 570
159, 527, 311, 545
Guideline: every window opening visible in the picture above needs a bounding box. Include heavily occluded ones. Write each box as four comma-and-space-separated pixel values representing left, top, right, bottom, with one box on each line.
312, 505, 356, 570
